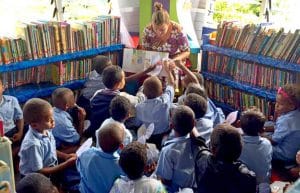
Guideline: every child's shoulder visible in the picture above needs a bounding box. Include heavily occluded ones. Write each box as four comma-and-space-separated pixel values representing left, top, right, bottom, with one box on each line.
2, 95, 19, 103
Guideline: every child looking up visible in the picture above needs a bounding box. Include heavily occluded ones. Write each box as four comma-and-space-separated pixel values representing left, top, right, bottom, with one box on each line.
136, 61, 175, 149
110, 141, 166, 193
268, 84, 300, 166
156, 105, 196, 192
77, 122, 125, 193
51, 88, 86, 151
239, 108, 272, 193
96, 95, 133, 147
19, 98, 76, 177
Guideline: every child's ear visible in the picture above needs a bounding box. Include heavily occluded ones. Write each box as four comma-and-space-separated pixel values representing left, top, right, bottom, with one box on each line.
119, 143, 124, 150
30, 123, 39, 129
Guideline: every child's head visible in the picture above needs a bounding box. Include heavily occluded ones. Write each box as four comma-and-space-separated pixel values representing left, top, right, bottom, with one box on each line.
98, 122, 124, 153
171, 105, 195, 136
91, 55, 112, 74
16, 173, 58, 193
51, 87, 74, 110
143, 76, 163, 99
210, 123, 242, 163
240, 107, 266, 136
23, 98, 55, 132
184, 93, 207, 119
102, 65, 125, 90
276, 84, 300, 116
185, 83, 208, 99
110, 95, 131, 122
119, 141, 147, 180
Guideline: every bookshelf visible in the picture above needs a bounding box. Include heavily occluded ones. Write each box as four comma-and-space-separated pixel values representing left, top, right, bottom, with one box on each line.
3, 44, 124, 103
201, 44, 300, 115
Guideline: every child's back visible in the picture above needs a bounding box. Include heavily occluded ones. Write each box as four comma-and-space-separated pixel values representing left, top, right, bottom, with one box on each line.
184, 93, 213, 145
77, 122, 124, 193
238, 108, 272, 193
110, 141, 166, 193
156, 106, 196, 192
194, 123, 256, 193
87, 65, 125, 138
136, 73, 174, 149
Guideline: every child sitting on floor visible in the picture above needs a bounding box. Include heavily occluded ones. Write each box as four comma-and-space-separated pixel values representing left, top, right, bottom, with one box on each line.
51, 88, 86, 152
19, 98, 77, 178
96, 95, 133, 147
77, 122, 125, 193
110, 141, 166, 193
136, 61, 175, 150
265, 84, 300, 168
239, 107, 272, 193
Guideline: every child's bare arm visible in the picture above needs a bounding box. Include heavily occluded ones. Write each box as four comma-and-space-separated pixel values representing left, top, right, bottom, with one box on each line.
174, 60, 198, 84
38, 155, 76, 175
125, 64, 156, 82
163, 60, 175, 87
12, 118, 24, 142
76, 107, 86, 135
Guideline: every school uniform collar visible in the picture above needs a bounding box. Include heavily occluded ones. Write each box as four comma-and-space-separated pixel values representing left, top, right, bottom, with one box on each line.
0, 95, 11, 106
164, 134, 190, 146
243, 135, 261, 144
30, 126, 51, 139
93, 147, 120, 159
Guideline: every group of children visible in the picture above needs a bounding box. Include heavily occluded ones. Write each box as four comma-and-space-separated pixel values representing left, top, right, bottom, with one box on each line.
0, 54, 300, 193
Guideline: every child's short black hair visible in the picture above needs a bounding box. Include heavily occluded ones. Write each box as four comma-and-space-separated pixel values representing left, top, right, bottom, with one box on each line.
143, 76, 162, 99
184, 93, 207, 119
185, 83, 208, 99
193, 72, 204, 86
240, 107, 266, 136
51, 87, 73, 107
98, 122, 124, 153
210, 123, 242, 163
16, 173, 58, 193
91, 55, 111, 74
102, 65, 124, 89
172, 105, 195, 136
23, 98, 52, 124
110, 95, 131, 122
119, 141, 147, 180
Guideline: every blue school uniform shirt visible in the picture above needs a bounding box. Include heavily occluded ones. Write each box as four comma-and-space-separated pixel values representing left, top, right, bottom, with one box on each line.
196, 118, 214, 145
19, 127, 57, 175
95, 117, 132, 148
239, 136, 272, 193
77, 147, 123, 193
272, 109, 300, 163
204, 98, 225, 127
136, 85, 174, 135
156, 135, 196, 192
52, 107, 80, 148
0, 95, 23, 134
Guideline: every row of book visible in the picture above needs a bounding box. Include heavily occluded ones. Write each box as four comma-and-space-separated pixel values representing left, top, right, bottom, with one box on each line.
204, 79, 275, 117
0, 15, 120, 65
1, 58, 92, 88
215, 22, 300, 64
207, 53, 298, 91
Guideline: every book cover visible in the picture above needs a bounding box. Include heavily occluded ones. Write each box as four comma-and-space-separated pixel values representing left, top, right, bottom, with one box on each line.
122, 48, 169, 75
